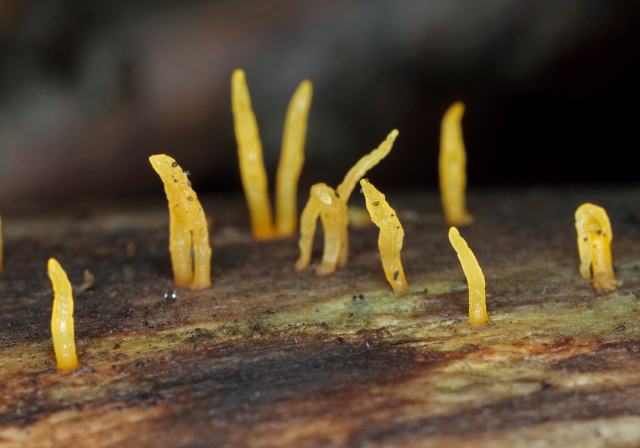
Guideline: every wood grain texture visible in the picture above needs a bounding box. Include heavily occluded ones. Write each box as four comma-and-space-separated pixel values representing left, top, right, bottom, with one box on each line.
0, 189, 639, 447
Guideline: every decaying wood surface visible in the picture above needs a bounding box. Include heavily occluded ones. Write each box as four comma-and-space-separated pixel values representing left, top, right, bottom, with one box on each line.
1, 188, 639, 447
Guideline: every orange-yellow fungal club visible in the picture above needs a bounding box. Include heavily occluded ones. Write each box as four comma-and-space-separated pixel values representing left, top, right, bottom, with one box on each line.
440, 102, 473, 226
275, 80, 313, 238
295, 183, 348, 276
360, 179, 409, 294
231, 69, 275, 240
149, 154, 212, 290
575, 203, 620, 290
337, 130, 399, 202
448, 227, 488, 325
48, 258, 78, 371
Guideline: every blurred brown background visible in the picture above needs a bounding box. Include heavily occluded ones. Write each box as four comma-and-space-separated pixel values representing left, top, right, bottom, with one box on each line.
1, 0, 639, 208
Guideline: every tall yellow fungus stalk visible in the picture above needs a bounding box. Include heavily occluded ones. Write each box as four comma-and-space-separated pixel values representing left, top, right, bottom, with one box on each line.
440, 102, 473, 226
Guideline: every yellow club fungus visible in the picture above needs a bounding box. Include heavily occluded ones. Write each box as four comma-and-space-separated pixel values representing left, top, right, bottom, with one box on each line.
48, 258, 78, 370
231, 69, 313, 240
360, 179, 409, 293
440, 102, 473, 226
276, 80, 313, 238
149, 154, 212, 290
575, 203, 620, 290
448, 227, 488, 325
295, 130, 399, 275
295, 183, 348, 276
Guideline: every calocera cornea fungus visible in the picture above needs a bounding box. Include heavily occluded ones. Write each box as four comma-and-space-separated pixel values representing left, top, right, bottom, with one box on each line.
295, 130, 398, 275
360, 178, 409, 293
48, 258, 79, 370
448, 227, 488, 324
231, 69, 313, 240
149, 154, 212, 290
440, 102, 473, 226
575, 203, 620, 290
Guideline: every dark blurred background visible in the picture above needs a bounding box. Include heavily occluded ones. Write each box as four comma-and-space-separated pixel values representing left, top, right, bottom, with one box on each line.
1, 0, 639, 208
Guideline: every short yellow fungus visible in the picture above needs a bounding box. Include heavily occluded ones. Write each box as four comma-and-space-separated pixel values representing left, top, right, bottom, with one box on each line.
48, 258, 79, 371
149, 154, 212, 290
575, 203, 620, 290
440, 102, 473, 226
276, 80, 313, 238
448, 227, 488, 325
295, 131, 398, 275
295, 183, 348, 276
360, 179, 409, 293
232, 69, 313, 240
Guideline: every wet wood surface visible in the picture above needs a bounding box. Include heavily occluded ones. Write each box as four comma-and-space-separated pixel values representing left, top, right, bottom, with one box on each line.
1, 188, 639, 447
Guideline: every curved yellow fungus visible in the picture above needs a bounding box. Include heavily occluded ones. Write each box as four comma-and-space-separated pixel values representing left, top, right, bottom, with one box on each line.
295, 131, 398, 275
360, 179, 409, 294
232, 69, 275, 240
337, 130, 398, 202
448, 227, 488, 325
232, 69, 314, 240
276, 80, 313, 238
149, 154, 212, 290
440, 102, 473, 226
48, 258, 78, 370
575, 203, 620, 290
295, 183, 348, 276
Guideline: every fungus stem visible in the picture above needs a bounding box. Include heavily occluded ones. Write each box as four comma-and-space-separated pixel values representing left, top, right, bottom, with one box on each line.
448, 227, 488, 324
575, 203, 620, 290
360, 179, 409, 293
149, 154, 212, 290
231, 69, 275, 240
276, 80, 313, 238
440, 102, 473, 226
48, 258, 79, 370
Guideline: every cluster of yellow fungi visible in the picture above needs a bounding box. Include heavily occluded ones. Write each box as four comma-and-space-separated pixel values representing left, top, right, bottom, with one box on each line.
440, 102, 473, 226
360, 179, 408, 294
295, 130, 399, 275
575, 203, 620, 290
149, 154, 212, 290
231, 69, 313, 240
48, 258, 79, 370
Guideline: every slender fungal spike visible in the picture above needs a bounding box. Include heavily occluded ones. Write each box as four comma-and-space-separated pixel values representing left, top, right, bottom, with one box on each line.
231, 69, 275, 240
360, 179, 409, 293
575, 203, 620, 290
275, 80, 313, 238
48, 258, 79, 370
295, 183, 348, 276
149, 154, 212, 290
448, 227, 488, 324
336, 130, 398, 203
440, 102, 473, 226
